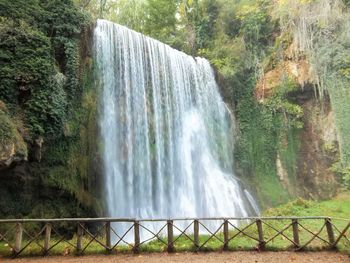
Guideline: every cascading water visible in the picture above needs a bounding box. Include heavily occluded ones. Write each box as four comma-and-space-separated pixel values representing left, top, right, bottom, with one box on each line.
94, 19, 258, 239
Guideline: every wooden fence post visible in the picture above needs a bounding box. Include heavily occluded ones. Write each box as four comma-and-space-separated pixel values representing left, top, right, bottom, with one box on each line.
194, 220, 199, 249
325, 218, 335, 247
77, 222, 83, 254
167, 220, 174, 253
256, 219, 265, 250
14, 223, 23, 254
105, 221, 112, 253
44, 223, 51, 254
223, 220, 229, 251
292, 219, 300, 249
332, 222, 350, 248
134, 221, 140, 254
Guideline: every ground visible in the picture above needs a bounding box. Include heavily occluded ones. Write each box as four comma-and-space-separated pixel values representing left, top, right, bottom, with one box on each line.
1, 251, 349, 263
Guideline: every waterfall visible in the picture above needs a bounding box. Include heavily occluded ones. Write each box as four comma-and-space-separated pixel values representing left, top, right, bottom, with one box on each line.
94, 19, 258, 240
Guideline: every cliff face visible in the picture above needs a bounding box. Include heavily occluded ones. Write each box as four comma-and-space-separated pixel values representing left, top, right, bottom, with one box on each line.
296, 94, 339, 199
0, 0, 101, 218
255, 60, 313, 102
254, 43, 340, 200
250, 0, 349, 202
0, 27, 100, 218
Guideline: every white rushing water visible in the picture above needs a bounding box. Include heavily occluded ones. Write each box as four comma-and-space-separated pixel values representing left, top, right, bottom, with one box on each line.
94, 19, 258, 240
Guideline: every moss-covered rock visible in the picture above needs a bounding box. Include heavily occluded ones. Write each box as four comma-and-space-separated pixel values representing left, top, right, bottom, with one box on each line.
0, 0, 98, 219
0, 101, 27, 169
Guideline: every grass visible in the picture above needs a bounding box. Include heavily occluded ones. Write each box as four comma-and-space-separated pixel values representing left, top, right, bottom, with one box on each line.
263, 192, 350, 219
0, 192, 349, 257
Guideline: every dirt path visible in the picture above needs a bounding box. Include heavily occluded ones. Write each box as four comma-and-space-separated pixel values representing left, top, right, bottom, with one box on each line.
1, 251, 349, 263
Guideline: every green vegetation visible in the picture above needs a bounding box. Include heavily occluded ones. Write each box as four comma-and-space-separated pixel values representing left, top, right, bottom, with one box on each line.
264, 192, 350, 219
0, 0, 99, 219
274, 0, 350, 184
40, 61, 102, 212
0, 0, 89, 136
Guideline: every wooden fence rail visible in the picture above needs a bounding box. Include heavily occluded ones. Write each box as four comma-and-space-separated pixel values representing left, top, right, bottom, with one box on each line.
0, 217, 348, 257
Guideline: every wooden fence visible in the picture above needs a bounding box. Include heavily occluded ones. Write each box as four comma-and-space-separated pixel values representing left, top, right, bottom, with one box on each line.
0, 217, 349, 257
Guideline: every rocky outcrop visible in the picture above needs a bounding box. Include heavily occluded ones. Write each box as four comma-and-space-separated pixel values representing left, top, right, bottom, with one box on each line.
0, 143, 26, 170
0, 101, 27, 170
255, 40, 316, 102
255, 42, 340, 200
255, 59, 314, 101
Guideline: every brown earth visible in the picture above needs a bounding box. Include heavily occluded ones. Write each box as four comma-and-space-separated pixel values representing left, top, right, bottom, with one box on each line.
1, 251, 349, 263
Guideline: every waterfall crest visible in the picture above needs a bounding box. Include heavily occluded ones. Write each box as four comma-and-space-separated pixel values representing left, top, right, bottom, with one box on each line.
94, 19, 257, 223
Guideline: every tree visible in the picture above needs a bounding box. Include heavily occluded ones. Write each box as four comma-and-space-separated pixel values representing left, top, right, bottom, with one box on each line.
144, 0, 178, 44
105, 0, 147, 32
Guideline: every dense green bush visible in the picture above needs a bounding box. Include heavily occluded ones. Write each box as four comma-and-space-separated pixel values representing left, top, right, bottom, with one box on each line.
0, 0, 89, 138
0, 19, 61, 136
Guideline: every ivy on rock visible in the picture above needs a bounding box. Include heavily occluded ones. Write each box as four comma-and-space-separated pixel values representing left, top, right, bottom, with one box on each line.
0, 0, 89, 138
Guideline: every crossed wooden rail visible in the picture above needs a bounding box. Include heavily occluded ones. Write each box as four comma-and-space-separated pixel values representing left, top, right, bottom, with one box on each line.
0, 217, 349, 257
